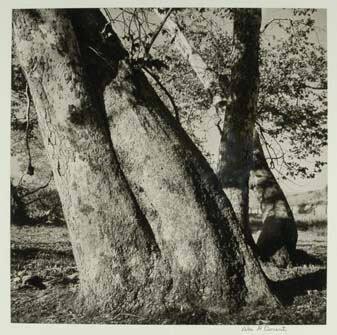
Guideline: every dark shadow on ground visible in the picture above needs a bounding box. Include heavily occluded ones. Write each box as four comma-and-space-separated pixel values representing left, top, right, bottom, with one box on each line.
292, 249, 324, 266
271, 269, 327, 305
11, 246, 74, 261
11, 219, 66, 227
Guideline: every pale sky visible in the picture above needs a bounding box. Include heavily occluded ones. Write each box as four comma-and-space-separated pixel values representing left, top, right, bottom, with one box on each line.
107, 8, 327, 195
203, 9, 327, 195
12, 9, 327, 196
262, 9, 326, 195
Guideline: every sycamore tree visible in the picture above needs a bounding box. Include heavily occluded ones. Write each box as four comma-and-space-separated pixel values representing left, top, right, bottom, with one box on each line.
113, 8, 326, 266
153, 8, 327, 180
13, 8, 280, 316
12, 8, 326, 269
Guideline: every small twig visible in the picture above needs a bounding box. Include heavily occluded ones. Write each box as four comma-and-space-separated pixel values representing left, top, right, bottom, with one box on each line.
213, 102, 225, 135
121, 10, 127, 37
23, 197, 47, 207
17, 173, 26, 187
103, 8, 113, 23
21, 172, 53, 198
258, 132, 275, 169
261, 18, 292, 34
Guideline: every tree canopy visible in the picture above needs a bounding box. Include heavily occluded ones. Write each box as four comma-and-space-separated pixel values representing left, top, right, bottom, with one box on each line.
98, 8, 327, 180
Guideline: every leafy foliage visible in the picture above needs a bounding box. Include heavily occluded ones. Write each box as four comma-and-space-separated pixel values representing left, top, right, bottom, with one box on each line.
11, 8, 327, 187
134, 8, 328, 179
257, 10, 327, 179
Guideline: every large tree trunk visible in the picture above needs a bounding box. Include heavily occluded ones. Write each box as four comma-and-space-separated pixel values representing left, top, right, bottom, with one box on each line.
74, 9, 278, 306
250, 132, 298, 266
157, 11, 298, 265
13, 9, 169, 314
14, 9, 278, 315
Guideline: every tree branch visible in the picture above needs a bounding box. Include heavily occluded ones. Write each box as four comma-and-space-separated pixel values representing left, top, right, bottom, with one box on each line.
261, 18, 292, 33
145, 8, 173, 55
21, 172, 53, 198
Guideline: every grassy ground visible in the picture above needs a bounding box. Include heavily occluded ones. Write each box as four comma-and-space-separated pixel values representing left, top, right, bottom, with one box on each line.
10, 223, 327, 324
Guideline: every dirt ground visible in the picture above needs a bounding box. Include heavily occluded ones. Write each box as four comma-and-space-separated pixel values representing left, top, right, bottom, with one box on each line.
10, 223, 327, 324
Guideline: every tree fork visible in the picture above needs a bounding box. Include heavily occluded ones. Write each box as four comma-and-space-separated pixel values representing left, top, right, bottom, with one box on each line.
71, 9, 279, 310
13, 8, 279, 315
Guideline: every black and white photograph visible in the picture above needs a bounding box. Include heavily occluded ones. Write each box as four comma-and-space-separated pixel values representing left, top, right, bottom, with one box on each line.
3, 1, 335, 329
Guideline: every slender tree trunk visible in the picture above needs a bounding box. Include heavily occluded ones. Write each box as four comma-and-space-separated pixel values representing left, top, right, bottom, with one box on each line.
216, 9, 261, 247
14, 9, 279, 315
250, 132, 298, 266
157, 10, 297, 266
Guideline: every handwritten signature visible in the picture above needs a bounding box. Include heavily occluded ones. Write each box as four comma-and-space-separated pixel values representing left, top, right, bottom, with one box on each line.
241, 325, 287, 332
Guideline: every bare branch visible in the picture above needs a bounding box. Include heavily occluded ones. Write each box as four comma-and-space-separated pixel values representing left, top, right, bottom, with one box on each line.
145, 8, 174, 55
261, 18, 292, 33
21, 172, 53, 198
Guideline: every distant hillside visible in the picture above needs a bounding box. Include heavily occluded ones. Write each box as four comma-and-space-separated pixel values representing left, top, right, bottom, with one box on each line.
249, 186, 327, 222
250, 186, 327, 210
287, 186, 327, 206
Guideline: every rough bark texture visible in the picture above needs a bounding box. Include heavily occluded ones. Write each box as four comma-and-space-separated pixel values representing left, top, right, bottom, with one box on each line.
74, 10, 278, 309
13, 9, 170, 314
13, 8, 279, 315
251, 132, 298, 266
216, 9, 261, 245
105, 63, 278, 309
158, 11, 298, 265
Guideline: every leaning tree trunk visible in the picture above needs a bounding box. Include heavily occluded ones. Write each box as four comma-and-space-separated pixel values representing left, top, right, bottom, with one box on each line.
13, 9, 170, 314
14, 9, 278, 315
71, 9, 279, 309
156, 11, 298, 265
250, 132, 298, 266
